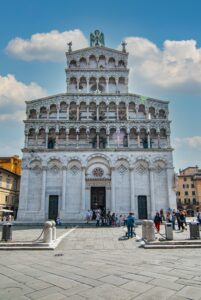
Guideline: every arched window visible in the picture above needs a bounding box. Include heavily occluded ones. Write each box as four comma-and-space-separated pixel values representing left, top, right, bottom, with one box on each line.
140, 128, 148, 148
108, 57, 115, 68
48, 128, 56, 149
39, 107, 47, 118
79, 57, 87, 67
79, 77, 87, 92
98, 77, 106, 92
159, 109, 166, 119
29, 109, 37, 119
89, 77, 97, 92
149, 107, 156, 119
69, 60, 77, 68
89, 55, 97, 68
118, 60, 125, 67
99, 55, 106, 68
108, 77, 116, 93
89, 128, 97, 148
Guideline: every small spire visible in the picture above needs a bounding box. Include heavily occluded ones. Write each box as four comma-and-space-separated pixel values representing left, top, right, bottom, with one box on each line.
121, 41, 127, 53
67, 41, 72, 53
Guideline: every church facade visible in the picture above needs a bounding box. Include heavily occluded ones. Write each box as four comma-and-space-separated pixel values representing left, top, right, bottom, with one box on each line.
17, 31, 176, 222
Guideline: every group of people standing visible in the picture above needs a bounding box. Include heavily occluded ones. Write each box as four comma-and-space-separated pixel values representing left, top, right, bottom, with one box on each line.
85, 209, 128, 227
154, 208, 189, 233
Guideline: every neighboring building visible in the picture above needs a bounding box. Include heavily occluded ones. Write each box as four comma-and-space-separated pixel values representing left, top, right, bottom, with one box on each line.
17, 30, 176, 223
0, 167, 20, 218
0, 155, 21, 176
176, 166, 201, 216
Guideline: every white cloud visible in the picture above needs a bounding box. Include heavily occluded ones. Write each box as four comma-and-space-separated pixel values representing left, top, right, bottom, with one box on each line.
0, 74, 47, 121
173, 136, 201, 149
123, 37, 201, 95
6, 29, 88, 61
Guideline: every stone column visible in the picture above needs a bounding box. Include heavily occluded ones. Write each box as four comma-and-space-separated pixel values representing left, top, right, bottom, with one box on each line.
166, 167, 175, 209
56, 105, 60, 120
111, 167, 116, 212
137, 131, 140, 148
147, 132, 150, 148
115, 77, 118, 93
135, 105, 138, 118
67, 105, 69, 120
126, 104, 129, 120
96, 104, 99, 121
107, 134, 110, 148
66, 129, 69, 147
77, 105, 80, 121
157, 132, 160, 148
76, 131, 79, 148
18, 167, 29, 211
61, 166, 67, 210
45, 129, 48, 148
87, 105, 89, 120
107, 105, 109, 120
35, 129, 38, 147
55, 132, 59, 149
87, 78, 89, 93
149, 167, 155, 218
40, 166, 47, 212
77, 78, 79, 91
127, 129, 130, 147
116, 105, 119, 121
81, 167, 86, 210
96, 132, 99, 149
106, 78, 109, 93
130, 167, 136, 212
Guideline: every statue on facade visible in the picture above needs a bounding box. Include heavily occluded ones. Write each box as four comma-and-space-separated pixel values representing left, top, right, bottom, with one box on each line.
121, 41, 127, 53
90, 30, 105, 47
67, 41, 72, 53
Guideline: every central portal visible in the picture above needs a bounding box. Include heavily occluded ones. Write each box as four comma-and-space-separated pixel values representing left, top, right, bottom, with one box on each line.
91, 187, 106, 211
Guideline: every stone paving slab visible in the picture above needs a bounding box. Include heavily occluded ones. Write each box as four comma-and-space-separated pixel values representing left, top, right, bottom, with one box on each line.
0, 226, 201, 299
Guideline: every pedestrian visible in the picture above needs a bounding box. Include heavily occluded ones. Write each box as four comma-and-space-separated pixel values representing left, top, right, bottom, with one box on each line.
96, 212, 100, 227
86, 210, 91, 224
154, 212, 162, 232
171, 210, 176, 230
197, 212, 201, 224
180, 211, 185, 232
175, 210, 181, 230
127, 212, 135, 238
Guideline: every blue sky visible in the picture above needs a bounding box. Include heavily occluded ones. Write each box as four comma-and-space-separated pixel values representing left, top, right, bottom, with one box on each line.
0, 0, 201, 172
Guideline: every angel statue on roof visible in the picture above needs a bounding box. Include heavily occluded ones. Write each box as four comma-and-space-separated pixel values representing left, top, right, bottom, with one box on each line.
90, 30, 105, 47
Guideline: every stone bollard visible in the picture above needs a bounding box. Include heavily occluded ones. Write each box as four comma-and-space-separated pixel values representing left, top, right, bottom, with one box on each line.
142, 220, 155, 241
142, 220, 148, 239
51, 220, 56, 240
146, 220, 155, 241
43, 221, 53, 243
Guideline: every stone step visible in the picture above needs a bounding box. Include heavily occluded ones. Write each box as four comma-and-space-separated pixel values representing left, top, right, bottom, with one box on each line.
144, 244, 201, 249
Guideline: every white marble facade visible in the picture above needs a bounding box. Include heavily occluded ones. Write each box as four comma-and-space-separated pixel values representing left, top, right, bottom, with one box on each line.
17, 31, 176, 222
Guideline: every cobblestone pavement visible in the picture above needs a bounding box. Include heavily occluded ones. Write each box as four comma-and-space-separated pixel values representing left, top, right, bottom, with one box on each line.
0, 226, 201, 299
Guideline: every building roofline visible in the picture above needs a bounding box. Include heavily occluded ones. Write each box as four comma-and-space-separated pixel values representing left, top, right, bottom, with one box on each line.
0, 167, 21, 177
26, 92, 169, 104
66, 45, 128, 56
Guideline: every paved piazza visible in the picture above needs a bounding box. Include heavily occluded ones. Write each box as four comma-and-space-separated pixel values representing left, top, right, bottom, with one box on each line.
0, 226, 201, 300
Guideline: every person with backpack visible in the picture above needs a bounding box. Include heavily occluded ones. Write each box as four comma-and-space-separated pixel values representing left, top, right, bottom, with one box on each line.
127, 212, 135, 238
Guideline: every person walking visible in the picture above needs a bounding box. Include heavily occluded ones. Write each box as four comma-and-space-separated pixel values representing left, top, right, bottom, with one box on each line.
127, 212, 135, 238
154, 212, 162, 233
